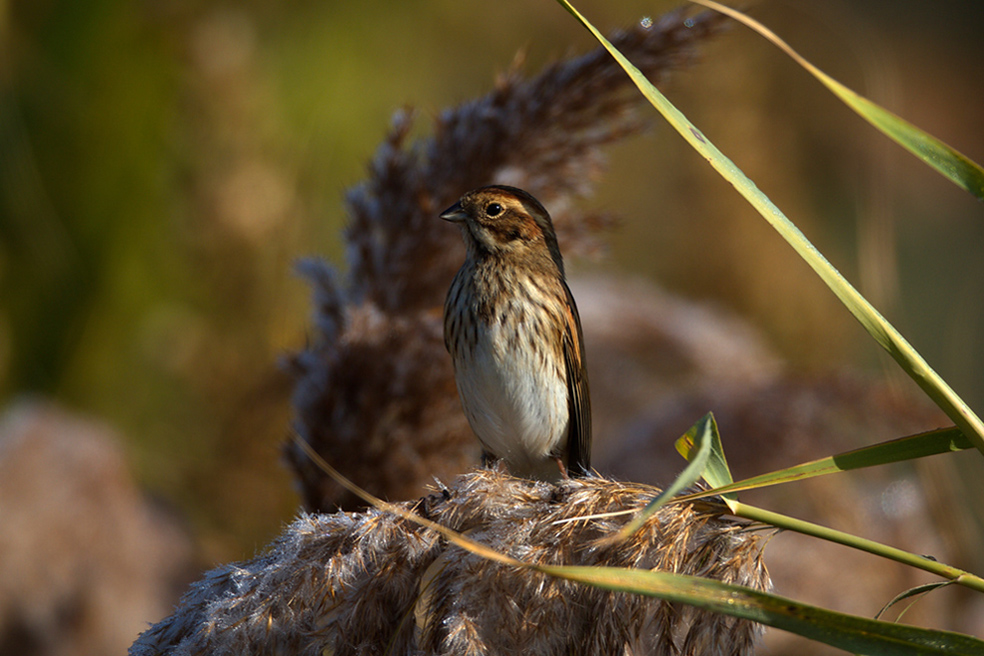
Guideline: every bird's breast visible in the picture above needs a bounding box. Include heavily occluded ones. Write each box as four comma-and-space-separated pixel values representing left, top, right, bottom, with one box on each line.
446, 268, 570, 475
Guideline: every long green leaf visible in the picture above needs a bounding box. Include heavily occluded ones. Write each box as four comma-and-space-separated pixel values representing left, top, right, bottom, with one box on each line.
690, 0, 984, 200
554, 0, 984, 456
677, 426, 970, 501
540, 565, 984, 655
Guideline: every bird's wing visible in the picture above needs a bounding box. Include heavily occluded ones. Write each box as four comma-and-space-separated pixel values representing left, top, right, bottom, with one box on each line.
561, 280, 592, 476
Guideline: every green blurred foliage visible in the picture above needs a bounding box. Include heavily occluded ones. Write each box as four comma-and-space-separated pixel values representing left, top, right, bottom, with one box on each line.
0, 0, 982, 561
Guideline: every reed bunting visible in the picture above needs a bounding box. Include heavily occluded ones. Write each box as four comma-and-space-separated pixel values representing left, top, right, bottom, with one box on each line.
442, 186, 591, 481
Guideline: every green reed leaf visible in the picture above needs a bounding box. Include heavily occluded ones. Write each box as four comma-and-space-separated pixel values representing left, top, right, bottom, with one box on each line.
542, 564, 984, 655
677, 426, 970, 501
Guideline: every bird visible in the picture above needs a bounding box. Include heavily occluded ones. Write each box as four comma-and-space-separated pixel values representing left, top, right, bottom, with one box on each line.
441, 185, 591, 481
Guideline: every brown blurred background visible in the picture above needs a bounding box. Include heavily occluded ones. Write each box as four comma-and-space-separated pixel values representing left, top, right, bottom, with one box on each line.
1, 0, 983, 651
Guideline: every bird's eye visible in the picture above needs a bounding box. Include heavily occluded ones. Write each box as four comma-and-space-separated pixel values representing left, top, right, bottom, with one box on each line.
485, 202, 503, 217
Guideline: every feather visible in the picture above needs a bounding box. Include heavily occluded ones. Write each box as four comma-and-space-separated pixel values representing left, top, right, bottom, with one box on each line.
562, 279, 591, 476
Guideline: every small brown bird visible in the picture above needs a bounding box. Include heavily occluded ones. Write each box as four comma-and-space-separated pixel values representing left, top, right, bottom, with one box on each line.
442, 185, 591, 481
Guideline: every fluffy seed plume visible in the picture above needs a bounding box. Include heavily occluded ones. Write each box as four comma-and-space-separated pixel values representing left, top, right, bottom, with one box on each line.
130, 470, 768, 656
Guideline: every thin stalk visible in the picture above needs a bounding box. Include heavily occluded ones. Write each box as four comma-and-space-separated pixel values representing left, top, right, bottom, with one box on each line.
734, 501, 984, 594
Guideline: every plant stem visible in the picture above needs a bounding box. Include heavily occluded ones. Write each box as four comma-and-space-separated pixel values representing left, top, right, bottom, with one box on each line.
734, 501, 984, 594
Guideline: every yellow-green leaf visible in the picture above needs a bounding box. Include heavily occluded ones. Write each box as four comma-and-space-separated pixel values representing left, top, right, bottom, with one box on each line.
677, 426, 970, 501
674, 412, 737, 502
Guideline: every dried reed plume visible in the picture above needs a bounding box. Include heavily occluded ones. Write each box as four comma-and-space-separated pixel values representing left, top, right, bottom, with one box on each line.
286, 9, 728, 511
131, 469, 768, 656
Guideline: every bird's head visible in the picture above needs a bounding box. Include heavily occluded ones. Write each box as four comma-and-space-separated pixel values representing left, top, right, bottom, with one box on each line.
441, 185, 565, 274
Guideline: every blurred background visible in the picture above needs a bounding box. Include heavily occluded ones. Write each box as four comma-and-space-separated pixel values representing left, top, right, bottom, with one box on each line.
1, 0, 983, 652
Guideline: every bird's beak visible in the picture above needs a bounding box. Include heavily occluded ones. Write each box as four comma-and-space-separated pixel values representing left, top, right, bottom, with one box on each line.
440, 201, 467, 223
